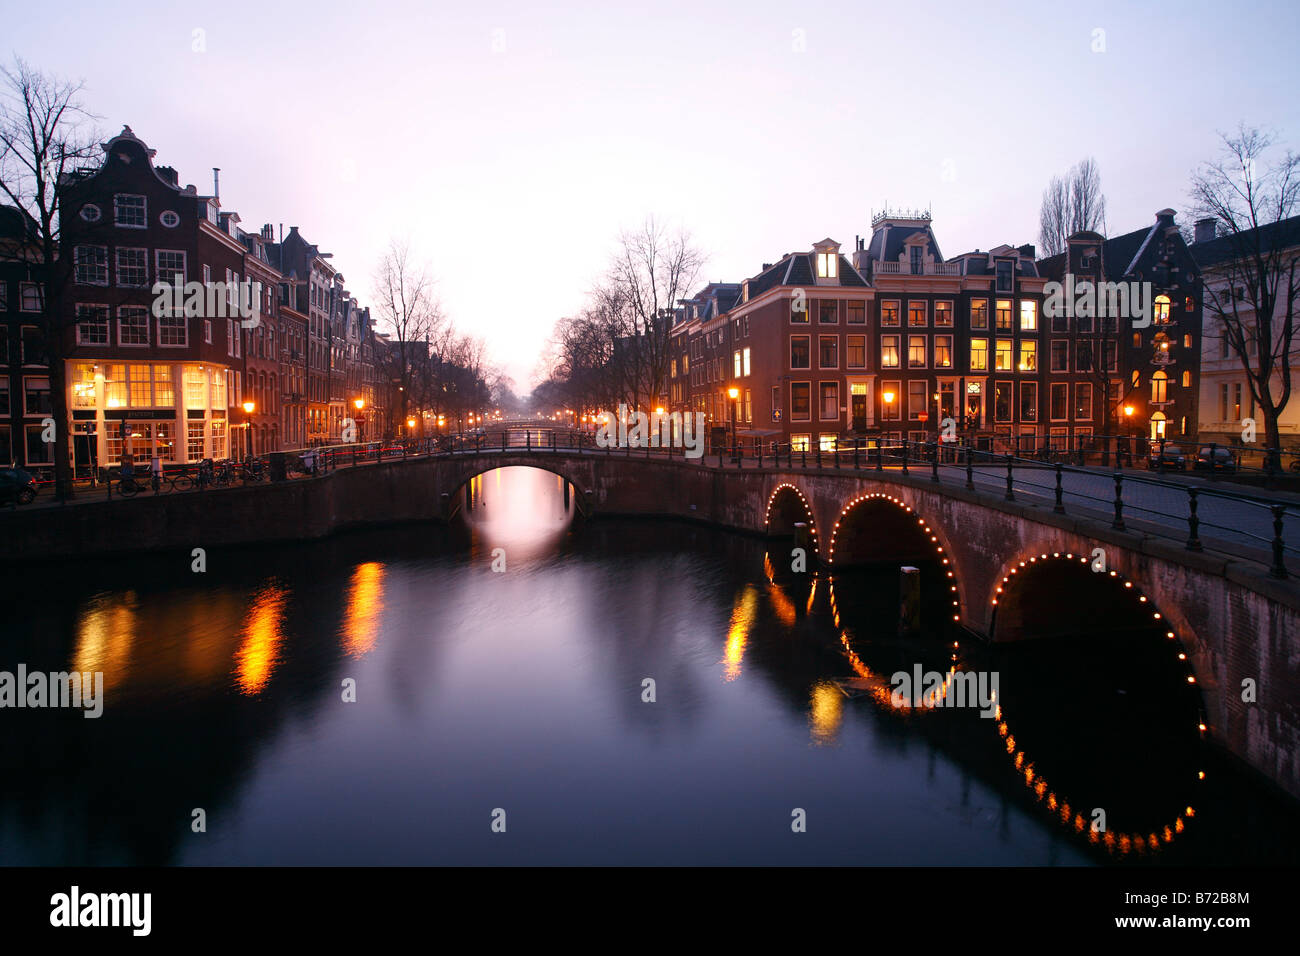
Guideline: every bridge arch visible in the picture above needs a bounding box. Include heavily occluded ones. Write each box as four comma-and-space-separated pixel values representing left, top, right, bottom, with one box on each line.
826, 491, 965, 626
764, 482, 821, 557
437, 455, 596, 518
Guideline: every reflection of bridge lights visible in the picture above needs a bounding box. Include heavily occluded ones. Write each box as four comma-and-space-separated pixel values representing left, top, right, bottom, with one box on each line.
722, 586, 759, 682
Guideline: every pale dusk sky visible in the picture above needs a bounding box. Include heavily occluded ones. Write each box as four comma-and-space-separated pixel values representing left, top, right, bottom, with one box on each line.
7, 0, 1299, 388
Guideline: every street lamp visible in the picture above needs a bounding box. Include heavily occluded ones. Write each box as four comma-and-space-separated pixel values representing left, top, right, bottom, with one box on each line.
242, 400, 255, 460
353, 397, 365, 444
728, 386, 739, 461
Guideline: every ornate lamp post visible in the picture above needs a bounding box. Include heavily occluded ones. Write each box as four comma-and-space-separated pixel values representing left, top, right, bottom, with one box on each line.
728, 387, 739, 462
242, 400, 255, 459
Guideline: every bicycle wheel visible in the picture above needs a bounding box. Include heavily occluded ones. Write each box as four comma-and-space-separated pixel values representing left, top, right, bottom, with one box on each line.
118, 479, 139, 498
172, 475, 194, 492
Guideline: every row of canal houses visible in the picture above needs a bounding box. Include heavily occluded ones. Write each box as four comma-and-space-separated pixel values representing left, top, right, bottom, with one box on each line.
0, 126, 391, 474
669, 207, 1203, 455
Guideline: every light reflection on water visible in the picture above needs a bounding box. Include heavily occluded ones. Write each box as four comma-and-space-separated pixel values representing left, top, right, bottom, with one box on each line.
0, 465, 1294, 865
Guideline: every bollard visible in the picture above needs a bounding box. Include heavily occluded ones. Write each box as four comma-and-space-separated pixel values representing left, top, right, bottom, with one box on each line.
1186, 488, 1203, 551
1112, 473, 1126, 530
902, 441, 909, 475
1004, 454, 1014, 501
1270, 506, 1288, 579
966, 446, 974, 491
1053, 462, 1065, 514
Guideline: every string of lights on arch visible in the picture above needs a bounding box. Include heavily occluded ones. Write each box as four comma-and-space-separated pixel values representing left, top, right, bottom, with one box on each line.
987, 550, 1208, 855
763, 483, 820, 553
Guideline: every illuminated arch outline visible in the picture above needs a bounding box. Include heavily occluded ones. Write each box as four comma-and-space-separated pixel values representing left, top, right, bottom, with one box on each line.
763, 482, 820, 555
827, 492, 962, 625
985, 550, 1209, 855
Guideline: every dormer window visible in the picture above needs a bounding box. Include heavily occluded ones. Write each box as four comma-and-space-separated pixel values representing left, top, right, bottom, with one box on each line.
995, 260, 1013, 292
816, 252, 838, 279
909, 246, 923, 276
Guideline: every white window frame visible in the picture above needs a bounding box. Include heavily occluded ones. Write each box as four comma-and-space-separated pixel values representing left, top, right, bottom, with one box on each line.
114, 193, 147, 228
115, 247, 150, 288
75, 304, 110, 346
117, 305, 151, 347
74, 245, 109, 286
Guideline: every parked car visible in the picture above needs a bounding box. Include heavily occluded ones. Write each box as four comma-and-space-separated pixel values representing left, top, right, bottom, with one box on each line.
0, 467, 38, 505
1146, 443, 1187, 470
1194, 446, 1237, 473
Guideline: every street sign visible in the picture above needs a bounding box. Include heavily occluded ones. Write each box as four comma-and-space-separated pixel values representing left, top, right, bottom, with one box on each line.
917, 413, 929, 422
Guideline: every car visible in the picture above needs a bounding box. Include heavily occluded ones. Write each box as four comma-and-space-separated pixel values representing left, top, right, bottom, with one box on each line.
0, 467, 39, 505
1147, 443, 1186, 470
1194, 446, 1237, 473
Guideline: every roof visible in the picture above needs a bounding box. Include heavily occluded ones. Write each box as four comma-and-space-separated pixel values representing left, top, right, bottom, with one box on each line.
1191, 214, 1300, 270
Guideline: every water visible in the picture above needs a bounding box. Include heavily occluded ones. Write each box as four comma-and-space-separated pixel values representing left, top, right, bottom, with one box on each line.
0, 466, 1295, 865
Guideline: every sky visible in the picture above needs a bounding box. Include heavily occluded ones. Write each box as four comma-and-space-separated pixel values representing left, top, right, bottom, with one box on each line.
6, 0, 1300, 390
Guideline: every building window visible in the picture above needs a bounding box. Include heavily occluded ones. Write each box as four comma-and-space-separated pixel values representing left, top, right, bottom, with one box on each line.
934, 301, 953, 327
816, 252, 838, 279
995, 299, 1013, 330
1050, 383, 1068, 421
846, 335, 866, 369
1154, 294, 1171, 324
26, 425, 53, 463
819, 335, 838, 368
114, 194, 147, 228
1151, 370, 1168, 404
75, 245, 109, 285
1073, 383, 1093, 421
819, 301, 838, 324
820, 382, 839, 420
790, 434, 810, 452
970, 299, 988, 329
79, 203, 102, 222
1019, 339, 1037, 372
907, 335, 927, 368
23, 376, 51, 415
742, 347, 751, 376
1020, 300, 1037, 331
0, 378, 8, 415
114, 248, 148, 288
1183, 333, 1193, 349
1182, 370, 1191, 388
881, 335, 900, 368
75, 304, 109, 345
118, 306, 150, 346
908, 301, 927, 327
934, 335, 953, 369
995, 339, 1013, 371
995, 260, 1013, 291
156, 250, 186, 284
909, 246, 923, 275
159, 313, 187, 347
907, 380, 927, 420
19, 282, 41, 312
847, 301, 865, 324
790, 335, 810, 369
881, 301, 900, 327
994, 382, 1012, 422
881, 380, 901, 420
1050, 339, 1068, 372
733, 350, 742, 378
1019, 382, 1038, 421
160, 210, 180, 228
970, 338, 988, 371
791, 382, 811, 421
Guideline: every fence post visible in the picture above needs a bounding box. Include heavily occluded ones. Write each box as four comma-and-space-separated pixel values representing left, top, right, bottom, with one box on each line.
902, 440, 909, 475
965, 446, 974, 491
1270, 505, 1288, 579
1186, 488, 1203, 551
1004, 454, 1014, 501
931, 442, 940, 483
1053, 462, 1065, 514
1112, 473, 1126, 531
801, 448, 807, 469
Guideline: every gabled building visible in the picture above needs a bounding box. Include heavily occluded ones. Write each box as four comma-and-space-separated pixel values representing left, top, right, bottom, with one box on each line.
0, 204, 47, 472
1039, 209, 1203, 445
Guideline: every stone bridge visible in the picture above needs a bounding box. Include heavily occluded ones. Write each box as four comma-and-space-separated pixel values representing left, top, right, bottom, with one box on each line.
5, 446, 1296, 798
431, 449, 1299, 799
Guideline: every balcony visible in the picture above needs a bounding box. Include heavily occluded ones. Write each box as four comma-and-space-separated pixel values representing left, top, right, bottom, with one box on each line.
874, 261, 963, 276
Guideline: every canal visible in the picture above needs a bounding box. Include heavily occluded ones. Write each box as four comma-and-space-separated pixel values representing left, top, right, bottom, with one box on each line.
0, 465, 1296, 865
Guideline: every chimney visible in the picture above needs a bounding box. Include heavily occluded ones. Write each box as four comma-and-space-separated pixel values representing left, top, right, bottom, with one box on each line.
156, 165, 179, 186
1194, 218, 1217, 244
262, 223, 274, 241
212, 167, 220, 200
1155, 207, 1176, 226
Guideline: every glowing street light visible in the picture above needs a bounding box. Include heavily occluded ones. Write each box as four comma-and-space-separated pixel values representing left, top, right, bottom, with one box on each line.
242, 400, 255, 459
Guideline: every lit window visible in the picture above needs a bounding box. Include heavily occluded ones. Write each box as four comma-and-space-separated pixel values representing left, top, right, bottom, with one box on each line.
881, 301, 900, 326
934, 301, 953, 327
816, 252, 838, 279
970, 299, 988, 329
742, 347, 751, 376
881, 335, 900, 368
995, 300, 1013, 330
1154, 295, 1171, 324
934, 334, 953, 368
908, 335, 927, 368
1019, 340, 1037, 371
908, 302, 927, 327
970, 338, 988, 371
1019, 300, 1037, 331
995, 339, 1013, 371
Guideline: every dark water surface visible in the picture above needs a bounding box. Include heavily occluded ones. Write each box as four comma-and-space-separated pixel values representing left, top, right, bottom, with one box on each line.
1, 466, 1296, 865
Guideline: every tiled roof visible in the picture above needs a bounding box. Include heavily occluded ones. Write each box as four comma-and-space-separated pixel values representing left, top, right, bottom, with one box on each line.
1191, 215, 1300, 270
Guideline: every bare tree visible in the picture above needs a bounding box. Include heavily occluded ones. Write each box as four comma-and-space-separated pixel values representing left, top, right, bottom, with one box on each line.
1039, 157, 1108, 257
0, 58, 99, 498
1190, 125, 1300, 470
372, 240, 444, 431
605, 217, 704, 410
